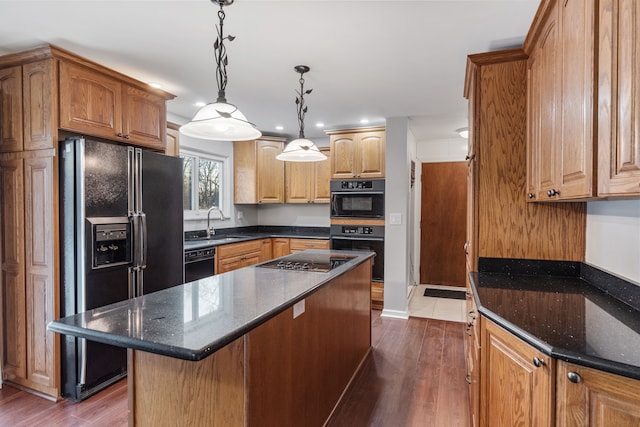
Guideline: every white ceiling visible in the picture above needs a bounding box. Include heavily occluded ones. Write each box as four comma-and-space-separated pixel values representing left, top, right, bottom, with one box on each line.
0, 0, 539, 141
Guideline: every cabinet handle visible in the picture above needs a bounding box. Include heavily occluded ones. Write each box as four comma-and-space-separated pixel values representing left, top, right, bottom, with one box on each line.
547, 189, 560, 197
533, 357, 545, 368
463, 241, 469, 254
124, 134, 130, 139
528, 193, 536, 199
468, 311, 476, 320
567, 372, 582, 383
117, 132, 124, 138
465, 325, 472, 336
465, 154, 475, 161
465, 374, 472, 384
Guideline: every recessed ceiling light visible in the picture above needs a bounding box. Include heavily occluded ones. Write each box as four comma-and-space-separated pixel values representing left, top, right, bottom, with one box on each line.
148, 82, 162, 89
360, 119, 369, 124
275, 125, 284, 131
194, 102, 206, 107
315, 122, 324, 128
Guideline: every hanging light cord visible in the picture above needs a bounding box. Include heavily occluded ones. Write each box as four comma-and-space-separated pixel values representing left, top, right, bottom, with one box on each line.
296, 67, 312, 139
213, 0, 235, 103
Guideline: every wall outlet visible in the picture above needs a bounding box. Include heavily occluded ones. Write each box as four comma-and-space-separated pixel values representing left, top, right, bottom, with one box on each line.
293, 299, 305, 319
237, 210, 243, 220
390, 213, 402, 225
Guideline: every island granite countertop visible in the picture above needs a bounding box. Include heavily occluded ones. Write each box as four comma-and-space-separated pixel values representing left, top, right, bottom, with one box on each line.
470, 258, 640, 380
48, 250, 374, 361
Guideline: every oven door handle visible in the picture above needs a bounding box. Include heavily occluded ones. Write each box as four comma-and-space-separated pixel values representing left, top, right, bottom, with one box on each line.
330, 236, 384, 242
331, 191, 384, 195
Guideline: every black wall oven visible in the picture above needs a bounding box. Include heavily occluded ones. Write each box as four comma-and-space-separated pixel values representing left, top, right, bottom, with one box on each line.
330, 179, 384, 219
330, 224, 384, 282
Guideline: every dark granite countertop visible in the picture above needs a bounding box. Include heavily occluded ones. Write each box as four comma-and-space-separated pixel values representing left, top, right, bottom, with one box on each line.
184, 226, 330, 251
470, 258, 640, 380
48, 250, 374, 361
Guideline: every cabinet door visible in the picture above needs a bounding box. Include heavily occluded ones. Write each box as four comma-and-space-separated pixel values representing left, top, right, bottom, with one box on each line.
285, 161, 312, 203
166, 125, 180, 157
59, 61, 122, 139
0, 66, 23, 152
22, 60, 55, 151
526, 54, 541, 201
260, 239, 272, 262
122, 84, 166, 151
558, 0, 595, 198
481, 317, 554, 427
0, 157, 26, 381
598, 0, 640, 196
330, 134, 357, 179
256, 139, 284, 203
24, 154, 57, 393
557, 361, 640, 427
357, 131, 385, 178
534, 3, 562, 200
312, 147, 331, 203
272, 238, 290, 258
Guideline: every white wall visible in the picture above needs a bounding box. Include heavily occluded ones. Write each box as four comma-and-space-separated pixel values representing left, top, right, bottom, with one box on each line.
586, 200, 640, 284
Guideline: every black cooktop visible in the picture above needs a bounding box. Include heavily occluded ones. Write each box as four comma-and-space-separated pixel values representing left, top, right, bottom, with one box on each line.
258, 252, 356, 272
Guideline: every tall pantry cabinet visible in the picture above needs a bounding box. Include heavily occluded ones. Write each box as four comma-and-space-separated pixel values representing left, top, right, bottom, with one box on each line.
0, 45, 174, 399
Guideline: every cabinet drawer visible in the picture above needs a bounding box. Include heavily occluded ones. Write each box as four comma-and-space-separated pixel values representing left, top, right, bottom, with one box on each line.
289, 238, 329, 252
217, 240, 263, 258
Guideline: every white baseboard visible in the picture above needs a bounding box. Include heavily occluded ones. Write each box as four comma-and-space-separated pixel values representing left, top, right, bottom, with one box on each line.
380, 308, 409, 320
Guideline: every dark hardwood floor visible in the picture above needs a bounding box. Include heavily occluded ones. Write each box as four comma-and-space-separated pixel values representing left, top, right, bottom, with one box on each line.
0, 311, 469, 427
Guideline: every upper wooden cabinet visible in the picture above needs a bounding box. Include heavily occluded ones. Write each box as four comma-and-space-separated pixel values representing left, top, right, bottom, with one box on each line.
326, 127, 385, 179
59, 61, 168, 150
165, 122, 181, 157
0, 45, 174, 153
597, 0, 640, 197
285, 147, 331, 203
234, 137, 285, 204
481, 317, 555, 427
525, 0, 640, 200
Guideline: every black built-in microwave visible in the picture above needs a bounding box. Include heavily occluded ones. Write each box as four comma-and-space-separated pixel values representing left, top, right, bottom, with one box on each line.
330, 179, 385, 218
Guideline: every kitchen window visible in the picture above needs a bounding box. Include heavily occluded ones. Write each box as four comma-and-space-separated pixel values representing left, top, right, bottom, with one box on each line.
181, 149, 230, 218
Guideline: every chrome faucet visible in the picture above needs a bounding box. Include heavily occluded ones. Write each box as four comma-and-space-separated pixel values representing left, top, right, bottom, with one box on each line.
207, 206, 226, 238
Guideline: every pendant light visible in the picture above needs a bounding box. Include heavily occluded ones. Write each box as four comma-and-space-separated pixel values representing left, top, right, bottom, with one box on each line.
180, 0, 261, 141
276, 65, 327, 162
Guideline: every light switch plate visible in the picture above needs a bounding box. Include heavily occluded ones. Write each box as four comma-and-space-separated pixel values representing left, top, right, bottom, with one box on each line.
293, 299, 305, 318
390, 213, 402, 225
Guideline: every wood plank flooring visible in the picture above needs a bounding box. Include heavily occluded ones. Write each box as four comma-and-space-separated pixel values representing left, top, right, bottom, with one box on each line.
0, 311, 469, 427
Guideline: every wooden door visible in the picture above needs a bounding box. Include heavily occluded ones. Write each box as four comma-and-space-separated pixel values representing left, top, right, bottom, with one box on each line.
285, 161, 311, 203
312, 147, 331, 203
22, 60, 55, 151
122, 84, 166, 150
272, 238, 290, 258
357, 131, 385, 178
420, 162, 467, 286
256, 139, 284, 203
330, 134, 357, 179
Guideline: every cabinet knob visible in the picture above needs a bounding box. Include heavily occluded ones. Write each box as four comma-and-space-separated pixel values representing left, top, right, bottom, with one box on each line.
124, 134, 130, 139
117, 132, 124, 138
567, 372, 582, 383
528, 193, 536, 199
468, 310, 476, 320
547, 189, 560, 197
533, 357, 545, 368
465, 154, 476, 161
465, 325, 472, 336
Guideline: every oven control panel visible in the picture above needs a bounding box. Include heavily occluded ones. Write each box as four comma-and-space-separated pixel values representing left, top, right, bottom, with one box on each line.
330, 224, 384, 239
341, 225, 375, 234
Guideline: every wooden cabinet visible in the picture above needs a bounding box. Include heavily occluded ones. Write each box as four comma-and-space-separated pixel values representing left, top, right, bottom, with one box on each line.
1, 60, 56, 153
326, 127, 385, 179
371, 281, 383, 310
526, 0, 595, 201
465, 288, 480, 427
234, 137, 285, 204
526, 0, 640, 200
289, 238, 329, 253
557, 361, 640, 426
597, 0, 640, 196
165, 122, 180, 157
271, 238, 290, 258
480, 317, 554, 427
285, 147, 331, 203
1, 149, 58, 398
464, 49, 585, 267
59, 61, 168, 151
216, 240, 264, 274
259, 238, 272, 262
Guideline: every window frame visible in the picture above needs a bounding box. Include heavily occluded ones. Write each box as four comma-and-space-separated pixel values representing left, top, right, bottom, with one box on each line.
180, 147, 231, 221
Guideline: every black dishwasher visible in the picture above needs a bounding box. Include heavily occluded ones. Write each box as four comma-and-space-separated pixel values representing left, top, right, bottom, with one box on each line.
184, 247, 216, 282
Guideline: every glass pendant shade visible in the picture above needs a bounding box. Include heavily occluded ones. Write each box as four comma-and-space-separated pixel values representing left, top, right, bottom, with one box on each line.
276, 138, 327, 162
180, 102, 262, 141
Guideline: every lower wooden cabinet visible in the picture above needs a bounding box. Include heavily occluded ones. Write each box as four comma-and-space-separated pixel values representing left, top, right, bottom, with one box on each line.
480, 317, 554, 427
556, 361, 640, 427
0, 149, 58, 398
371, 281, 384, 310
259, 238, 272, 262
271, 238, 290, 258
466, 288, 480, 427
289, 238, 329, 253
216, 240, 263, 274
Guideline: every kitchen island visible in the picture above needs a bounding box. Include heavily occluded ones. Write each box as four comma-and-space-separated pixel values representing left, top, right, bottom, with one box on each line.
48, 250, 374, 426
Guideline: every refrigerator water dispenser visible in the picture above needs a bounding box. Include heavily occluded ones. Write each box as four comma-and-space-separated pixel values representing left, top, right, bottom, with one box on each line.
91, 220, 131, 268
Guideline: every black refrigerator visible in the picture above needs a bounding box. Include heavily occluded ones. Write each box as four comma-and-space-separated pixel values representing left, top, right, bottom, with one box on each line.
59, 136, 184, 401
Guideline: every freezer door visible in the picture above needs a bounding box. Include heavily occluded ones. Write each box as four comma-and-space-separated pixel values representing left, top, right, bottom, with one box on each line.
139, 150, 184, 294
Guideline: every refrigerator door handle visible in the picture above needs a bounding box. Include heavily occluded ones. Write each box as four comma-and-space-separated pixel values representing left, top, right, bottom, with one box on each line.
140, 212, 147, 270
79, 338, 87, 385
128, 267, 136, 299
132, 213, 141, 268
136, 268, 144, 297
134, 148, 143, 214
127, 147, 135, 215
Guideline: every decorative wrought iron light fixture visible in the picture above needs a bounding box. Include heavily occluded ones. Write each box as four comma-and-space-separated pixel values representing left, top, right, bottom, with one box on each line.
276, 65, 327, 162
180, 0, 261, 141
